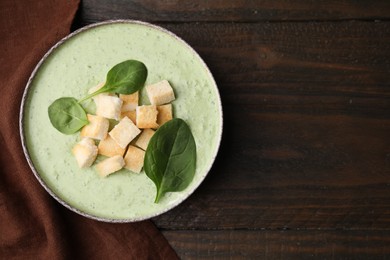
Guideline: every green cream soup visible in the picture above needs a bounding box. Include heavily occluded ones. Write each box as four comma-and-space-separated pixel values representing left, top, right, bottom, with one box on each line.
23, 22, 222, 220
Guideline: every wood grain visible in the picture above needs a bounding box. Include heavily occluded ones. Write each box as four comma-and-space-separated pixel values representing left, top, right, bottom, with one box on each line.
74, 0, 390, 24
150, 22, 390, 229
163, 230, 390, 259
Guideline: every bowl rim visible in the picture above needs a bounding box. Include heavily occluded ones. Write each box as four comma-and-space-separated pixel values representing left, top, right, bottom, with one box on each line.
19, 19, 223, 223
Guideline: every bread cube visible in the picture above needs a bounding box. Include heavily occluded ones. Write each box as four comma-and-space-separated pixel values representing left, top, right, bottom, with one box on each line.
80, 114, 109, 140
120, 92, 138, 112
72, 138, 98, 168
124, 145, 145, 173
157, 104, 173, 127
121, 110, 136, 124
98, 135, 126, 157
135, 129, 155, 150
136, 105, 159, 129
96, 155, 125, 177
109, 116, 141, 149
146, 80, 175, 105
95, 95, 123, 121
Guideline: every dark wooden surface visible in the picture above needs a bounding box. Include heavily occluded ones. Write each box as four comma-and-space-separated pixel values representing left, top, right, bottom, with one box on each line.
73, 1, 390, 258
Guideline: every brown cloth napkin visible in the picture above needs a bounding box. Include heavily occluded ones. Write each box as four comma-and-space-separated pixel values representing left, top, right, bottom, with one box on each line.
0, 1, 178, 259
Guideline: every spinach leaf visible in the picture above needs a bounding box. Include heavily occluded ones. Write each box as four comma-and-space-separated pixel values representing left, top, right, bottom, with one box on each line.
104, 59, 148, 94
48, 60, 147, 134
48, 97, 88, 134
79, 60, 147, 102
144, 118, 196, 203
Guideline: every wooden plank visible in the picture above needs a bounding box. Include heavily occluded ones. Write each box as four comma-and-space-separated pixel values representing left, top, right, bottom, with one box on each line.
159, 22, 390, 105
162, 230, 390, 259
150, 22, 390, 229
75, 0, 390, 24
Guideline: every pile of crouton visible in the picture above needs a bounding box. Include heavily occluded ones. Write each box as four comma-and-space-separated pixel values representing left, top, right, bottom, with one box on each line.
72, 80, 175, 177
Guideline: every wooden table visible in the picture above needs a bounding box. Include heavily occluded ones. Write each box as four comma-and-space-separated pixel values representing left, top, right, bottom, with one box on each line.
73, 1, 390, 258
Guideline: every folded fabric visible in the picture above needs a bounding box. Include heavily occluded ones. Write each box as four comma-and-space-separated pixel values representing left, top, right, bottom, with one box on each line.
0, 1, 178, 258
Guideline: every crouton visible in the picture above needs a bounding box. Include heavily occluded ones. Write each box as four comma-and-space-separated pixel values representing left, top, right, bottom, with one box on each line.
96, 155, 125, 177
120, 91, 138, 112
145, 80, 175, 105
157, 104, 173, 127
135, 129, 155, 150
120, 110, 136, 124
72, 138, 98, 168
98, 135, 126, 157
95, 95, 123, 121
124, 145, 145, 173
136, 105, 159, 129
80, 114, 109, 140
109, 116, 141, 149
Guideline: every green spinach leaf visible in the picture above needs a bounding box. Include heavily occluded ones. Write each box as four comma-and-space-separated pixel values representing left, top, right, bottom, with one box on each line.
48, 97, 88, 134
79, 60, 147, 102
144, 118, 196, 203
48, 60, 147, 135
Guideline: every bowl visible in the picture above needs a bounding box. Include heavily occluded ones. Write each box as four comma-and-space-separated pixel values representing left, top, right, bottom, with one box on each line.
20, 20, 223, 222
